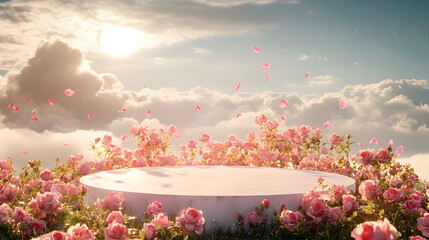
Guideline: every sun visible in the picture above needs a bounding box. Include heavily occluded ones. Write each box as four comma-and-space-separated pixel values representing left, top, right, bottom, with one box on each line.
100, 26, 139, 57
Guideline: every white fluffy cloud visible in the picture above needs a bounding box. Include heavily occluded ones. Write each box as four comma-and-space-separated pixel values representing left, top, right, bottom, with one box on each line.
1, 41, 428, 174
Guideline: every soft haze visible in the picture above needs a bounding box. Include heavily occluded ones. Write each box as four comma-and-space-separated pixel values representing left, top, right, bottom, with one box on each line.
0, 0, 428, 178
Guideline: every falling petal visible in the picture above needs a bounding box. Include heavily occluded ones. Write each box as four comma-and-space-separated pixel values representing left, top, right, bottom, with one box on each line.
339, 97, 347, 109
266, 75, 272, 83
261, 63, 270, 70
31, 109, 36, 115
64, 88, 75, 96
236, 113, 242, 118
64, 143, 70, 146
323, 121, 329, 128
48, 99, 55, 105
27, 98, 31, 103
87, 114, 93, 119
358, 142, 363, 148
196, 106, 201, 112
160, 128, 165, 134
281, 116, 286, 121
20, 152, 28, 155
30, 116, 37, 121
305, 72, 310, 79
173, 133, 181, 138
13, 105, 19, 111
388, 139, 393, 147
121, 136, 128, 141
369, 137, 378, 145
278, 99, 288, 108
118, 108, 126, 112
396, 146, 403, 156
236, 81, 241, 91
6, 104, 13, 108
253, 46, 260, 53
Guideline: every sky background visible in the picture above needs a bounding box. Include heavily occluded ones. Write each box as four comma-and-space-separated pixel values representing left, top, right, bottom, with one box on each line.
0, 0, 428, 178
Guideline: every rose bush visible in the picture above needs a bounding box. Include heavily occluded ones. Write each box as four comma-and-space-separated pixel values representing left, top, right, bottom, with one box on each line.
0, 115, 426, 239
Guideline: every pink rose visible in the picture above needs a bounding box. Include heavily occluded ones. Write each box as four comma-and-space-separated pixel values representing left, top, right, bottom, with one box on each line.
0, 160, 11, 170
417, 213, 429, 237
11, 206, 31, 224
305, 199, 329, 222
329, 133, 343, 146
106, 211, 124, 225
409, 236, 427, 240
10, 176, 21, 186
265, 120, 279, 130
167, 125, 178, 134
382, 188, 403, 203
280, 210, 300, 232
402, 199, 421, 214
187, 140, 197, 149
376, 148, 391, 163
244, 210, 262, 225
51, 183, 68, 196
28, 219, 47, 236
261, 199, 270, 209
67, 223, 95, 240
40, 231, 69, 240
351, 218, 397, 240
342, 194, 359, 212
0, 203, 11, 224
358, 180, 379, 201
357, 149, 376, 165
146, 201, 164, 217
103, 135, 112, 145
254, 114, 266, 125
389, 177, 402, 187
152, 213, 170, 228
175, 207, 205, 235
104, 192, 124, 211
68, 155, 78, 166
37, 192, 61, 214
0, 183, 19, 204
142, 223, 158, 240
77, 161, 92, 176
200, 133, 211, 142
40, 169, 55, 181
103, 221, 128, 240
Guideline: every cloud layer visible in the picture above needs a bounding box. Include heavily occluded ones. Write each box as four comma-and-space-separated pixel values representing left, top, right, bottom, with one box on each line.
0, 41, 428, 172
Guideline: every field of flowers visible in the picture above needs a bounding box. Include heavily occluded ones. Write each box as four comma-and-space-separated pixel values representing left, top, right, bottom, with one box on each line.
0, 114, 428, 240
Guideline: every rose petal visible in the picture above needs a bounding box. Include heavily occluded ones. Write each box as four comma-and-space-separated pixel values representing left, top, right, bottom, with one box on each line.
253, 46, 260, 53
121, 136, 128, 141
173, 133, 181, 138
13, 105, 19, 111
30, 116, 37, 121
20, 152, 28, 154
147, 109, 151, 116
27, 98, 31, 103
31, 109, 36, 115
87, 114, 92, 119
278, 99, 288, 108
261, 64, 270, 70
396, 146, 403, 156
118, 108, 126, 112
196, 106, 200, 112
6, 104, 13, 108
339, 97, 347, 109
323, 121, 329, 128
48, 99, 55, 105
305, 72, 310, 79
266, 75, 272, 83
236, 113, 242, 118
64, 143, 70, 146
236, 81, 241, 91
64, 89, 75, 96
358, 142, 363, 148
281, 116, 286, 121
369, 137, 378, 145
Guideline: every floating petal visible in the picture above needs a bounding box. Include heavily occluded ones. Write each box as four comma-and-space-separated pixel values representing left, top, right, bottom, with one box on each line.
121, 136, 128, 141
369, 137, 378, 145
305, 72, 310, 79
27, 98, 31, 103
87, 114, 92, 119
64, 89, 75, 96
31, 109, 36, 115
236, 81, 241, 91
253, 46, 260, 53
118, 108, 126, 112
266, 75, 272, 83
147, 109, 151, 116
48, 99, 55, 105
358, 142, 363, 148
281, 116, 286, 121
173, 133, 181, 138
20, 152, 28, 154
323, 121, 329, 128
6, 104, 13, 108
396, 146, 403, 156
236, 113, 242, 118
388, 139, 393, 147
261, 64, 270, 70
339, 97, 347, 109
13, 105, 19, 111
30, 116, 37, 121
278, 99, 288, 108
196, 106, 201, 112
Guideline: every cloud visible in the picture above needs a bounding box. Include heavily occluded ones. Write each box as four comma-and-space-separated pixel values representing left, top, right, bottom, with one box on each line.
0, 3, 31, 23
398, 153, 429, 181
1, 41, 428, 174
191, 0, 299, 7
298, 54, 309, 61
192, 47, 212, 55
308, 75, 334, 86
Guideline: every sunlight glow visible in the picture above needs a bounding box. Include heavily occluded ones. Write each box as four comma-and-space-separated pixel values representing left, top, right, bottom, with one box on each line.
100, 26, 139, 57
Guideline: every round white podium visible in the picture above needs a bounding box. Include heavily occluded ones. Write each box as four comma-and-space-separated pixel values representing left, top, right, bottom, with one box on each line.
80, 166, 355, 232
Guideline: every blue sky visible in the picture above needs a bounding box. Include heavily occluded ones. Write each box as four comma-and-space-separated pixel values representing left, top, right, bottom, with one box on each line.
0, 0, 428, 177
